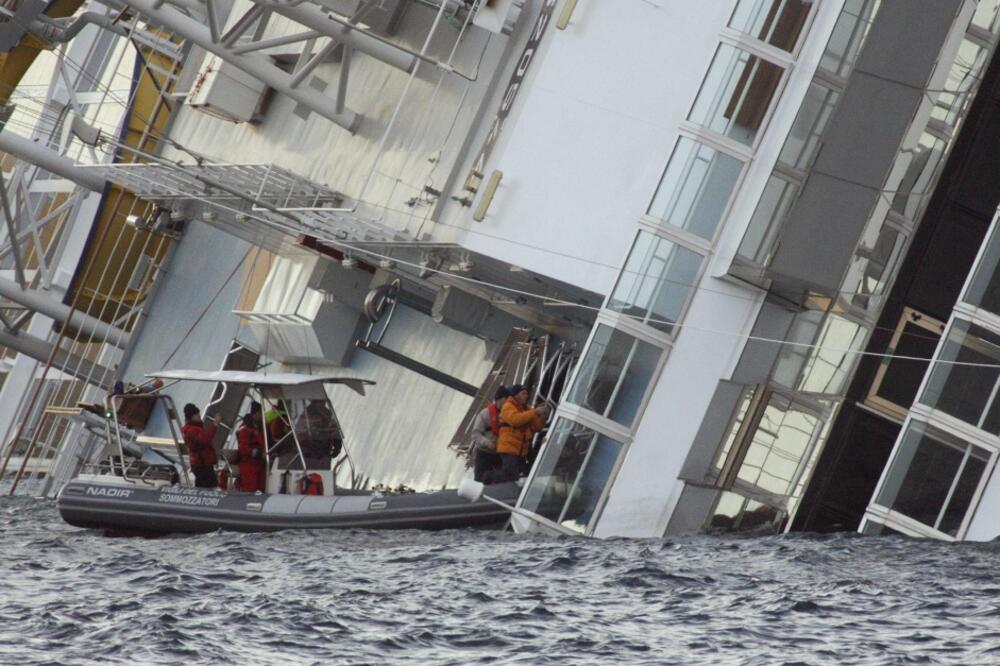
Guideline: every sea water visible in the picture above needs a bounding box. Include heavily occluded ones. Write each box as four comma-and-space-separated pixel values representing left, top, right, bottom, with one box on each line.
1, 496, 998, 665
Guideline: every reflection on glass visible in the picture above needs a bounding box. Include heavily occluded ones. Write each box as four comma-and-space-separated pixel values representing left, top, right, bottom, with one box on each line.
648, 138, 743, 239
713, 388, 754, 474
972, 0, 1000, 32
521, 419, 623, 533
779, 81, 840, 170
737, 173, 798, 266
844, 214, 905, 311
608, 231, 703, 333
966, 225, 1000, 315
688, 44, 784, 146
736, 394, 821, 496
708, 490, 781, 531
728, 0, 812, 52
933, 39, 988, 127
819, 0, 880, 78
566, 325, 661, 426
890, 132, 947, 220
773, 311, 865, 396
876, 423, 989, 536
920, 320, 1000, 434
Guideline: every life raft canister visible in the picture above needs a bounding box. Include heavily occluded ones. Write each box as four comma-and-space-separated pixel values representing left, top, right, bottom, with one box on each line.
298, 473, 324, 496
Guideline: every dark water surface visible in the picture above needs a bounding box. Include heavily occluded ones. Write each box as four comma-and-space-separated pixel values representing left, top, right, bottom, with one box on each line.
2, 497, 999, 665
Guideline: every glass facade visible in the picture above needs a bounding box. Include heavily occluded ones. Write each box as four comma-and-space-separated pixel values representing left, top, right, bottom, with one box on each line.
565, 325, 661, 427
688, 44, 784, 146
608, 231, 703, 332
521, 0, 814, 535
647, 138, 743, 240
520, 419, 624, 533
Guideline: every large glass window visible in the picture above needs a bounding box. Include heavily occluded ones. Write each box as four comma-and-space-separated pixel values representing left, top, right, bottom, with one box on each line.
737, 173, 798, 266
608, 231, 703, 333
728, 0, 812, 52
778, 81, 840, 170
688, 44, 784, 146
566, 325, 661, 426
920, 320, 1000, 434
648, 138, 743, 239
819, 0, 880, 78
965, 224, 1000, 315
875, 423, 990, 536
521, 419, 623, 533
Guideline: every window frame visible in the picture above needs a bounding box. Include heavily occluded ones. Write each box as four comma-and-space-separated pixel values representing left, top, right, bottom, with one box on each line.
865, 416, 997, 540
645, 131, 750, 245
685, 39, 792, 152
724, 0, 818, 59
864, 307, 946, 420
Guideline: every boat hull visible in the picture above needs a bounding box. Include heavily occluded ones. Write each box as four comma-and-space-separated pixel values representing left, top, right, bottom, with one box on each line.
58, 478, 520, 535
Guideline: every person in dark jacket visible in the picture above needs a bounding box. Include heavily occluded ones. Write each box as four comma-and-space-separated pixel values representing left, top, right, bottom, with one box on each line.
182, 403, 218, 488
236, 401, 267, 493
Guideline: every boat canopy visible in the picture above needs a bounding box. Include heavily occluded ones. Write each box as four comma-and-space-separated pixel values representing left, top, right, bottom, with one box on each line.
146, 370, 375, 397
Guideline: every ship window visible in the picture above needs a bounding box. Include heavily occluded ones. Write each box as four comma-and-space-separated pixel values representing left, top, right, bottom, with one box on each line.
566, 325, 662, 427
865, 308, 944, 419
608, 231, 703, 333
708, 490, 782, 531
972, 0, 1000, 33
843, 213, 906, 312
819, 0, 880, 78
688, 44, 784, 146
521, 419, 623, 534
965, 223, 1000, 316
920, 320, 1000, 434
778, 80, 840, 171
773, 311, 866, 396
648, 137, 744, 240
875, 422, 990, 537
933, 38, 988, 127
715, 387, 828, 506
890, 131, 948, 221
737, 172, 798, 267
728, 0, 812, 52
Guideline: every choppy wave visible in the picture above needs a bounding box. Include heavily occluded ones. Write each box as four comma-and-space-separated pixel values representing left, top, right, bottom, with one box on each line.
1, 497, 999, 665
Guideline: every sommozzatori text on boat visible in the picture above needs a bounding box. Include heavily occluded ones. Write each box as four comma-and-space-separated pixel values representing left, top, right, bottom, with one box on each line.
57, 370, 520, 535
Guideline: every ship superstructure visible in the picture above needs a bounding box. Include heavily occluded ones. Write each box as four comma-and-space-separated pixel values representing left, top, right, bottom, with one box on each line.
1, 0, 1000, 541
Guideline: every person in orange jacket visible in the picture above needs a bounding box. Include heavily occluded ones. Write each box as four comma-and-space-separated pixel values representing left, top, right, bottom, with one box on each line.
236, 401, 267, 493
491, 384, 550, 484
182, 403, 218, 488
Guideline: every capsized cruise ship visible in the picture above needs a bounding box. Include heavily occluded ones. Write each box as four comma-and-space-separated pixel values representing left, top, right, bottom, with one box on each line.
2, 0, 1000, 541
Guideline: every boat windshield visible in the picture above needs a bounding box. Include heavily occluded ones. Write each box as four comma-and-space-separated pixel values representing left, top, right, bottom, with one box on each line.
263, 397, 344, 469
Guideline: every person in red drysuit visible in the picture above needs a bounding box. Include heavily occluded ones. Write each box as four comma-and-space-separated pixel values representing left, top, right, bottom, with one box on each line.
182, 403, 218, 488
236, 401, 267, 493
